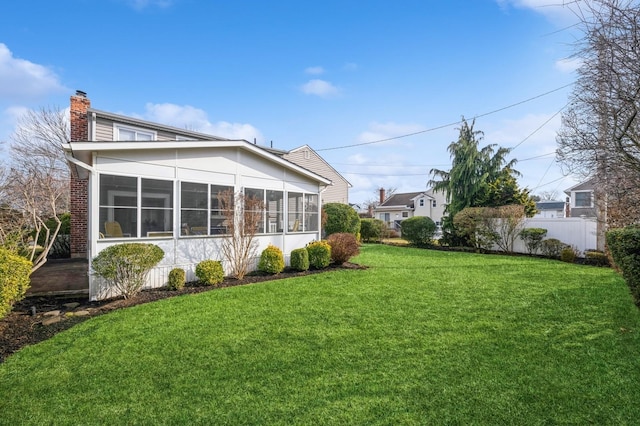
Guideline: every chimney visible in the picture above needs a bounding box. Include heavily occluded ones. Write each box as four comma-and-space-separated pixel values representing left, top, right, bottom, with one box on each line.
379, 188, 385, 205
69, 90, 91, 258
565, 196, 571, 218
70, 90, 91, 142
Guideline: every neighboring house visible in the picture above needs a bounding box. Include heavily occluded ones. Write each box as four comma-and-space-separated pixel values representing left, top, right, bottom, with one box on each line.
282, 145, 351, 204
533, 200, 567, 219
373, 189, 447, 233
564, 179, 596, 218
66, 91, 332, 300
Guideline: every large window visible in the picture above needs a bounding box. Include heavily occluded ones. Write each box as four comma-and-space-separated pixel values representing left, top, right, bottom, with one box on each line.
575, 191, 592, 208
266, 190, 284, 233
99, 174, 173, 238
287, 192, 318, 232
181, 182, 234, 236
245, 188, 265, 234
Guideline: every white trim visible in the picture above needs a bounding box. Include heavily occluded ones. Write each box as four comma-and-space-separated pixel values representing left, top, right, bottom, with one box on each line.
113, 123, 157, 141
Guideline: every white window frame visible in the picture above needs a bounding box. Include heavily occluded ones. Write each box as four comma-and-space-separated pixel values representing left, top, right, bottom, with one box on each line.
574, 191, 593, 208
114, 124, 156, 141
419, 199, 425, 207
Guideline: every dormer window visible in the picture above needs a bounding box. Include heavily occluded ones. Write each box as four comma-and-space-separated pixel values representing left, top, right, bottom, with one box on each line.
115, 124, 156, 141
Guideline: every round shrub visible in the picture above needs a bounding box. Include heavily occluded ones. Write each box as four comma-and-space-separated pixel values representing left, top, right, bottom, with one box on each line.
307, 240, 332, 269
584, 250, 609, 267
401, 216, 436, 247
195, 260, 224, 286
258, 244, 285, 274
168, 268, 186, 290
327, 233, 360, 265
560, 246, 577, 263
322, 203, 361, 237
360, 218, 385, 243
540, 238, 566, 258
519, 227, 548, 255
0, 248, 32, 319
92, 243, 165, 299
290, 247, 309, 271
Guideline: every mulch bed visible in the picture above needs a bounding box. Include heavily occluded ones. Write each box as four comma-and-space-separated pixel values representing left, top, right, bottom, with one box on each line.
0, 263, 366, 364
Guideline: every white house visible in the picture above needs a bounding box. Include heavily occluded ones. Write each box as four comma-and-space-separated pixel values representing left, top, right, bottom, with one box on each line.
373, 189, 447, 233
66, 91, 332, 300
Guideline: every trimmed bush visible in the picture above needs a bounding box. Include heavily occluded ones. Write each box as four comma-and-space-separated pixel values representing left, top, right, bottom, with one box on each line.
519, 227, 547, 255
560, 246, 578, 263
322, 203, 361, 237
401, 216, 436, 247
195, 260, 225, 286
307, 240, 332, 269
168, 268, 186, 290
540, 238, 566, 259
327, 233, 360, 265
258, 244, 285, 274
290, 248, 309, 271
584, 250, 609, 267
606, 226, 640, 304
0, 248, 32, 319
92, 243, 164, 299
360, 218, 385, 243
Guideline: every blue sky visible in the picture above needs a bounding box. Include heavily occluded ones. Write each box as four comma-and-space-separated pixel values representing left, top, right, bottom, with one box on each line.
0, 0, 585, 205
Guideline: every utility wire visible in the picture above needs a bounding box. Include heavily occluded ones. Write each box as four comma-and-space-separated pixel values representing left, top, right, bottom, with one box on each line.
316, 83, 574, 152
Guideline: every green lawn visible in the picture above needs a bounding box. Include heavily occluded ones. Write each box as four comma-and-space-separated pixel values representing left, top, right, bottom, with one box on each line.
2, 245, 640, 425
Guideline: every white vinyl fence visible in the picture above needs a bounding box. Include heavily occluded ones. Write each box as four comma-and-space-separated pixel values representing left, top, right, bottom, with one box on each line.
513, 217, 597, 255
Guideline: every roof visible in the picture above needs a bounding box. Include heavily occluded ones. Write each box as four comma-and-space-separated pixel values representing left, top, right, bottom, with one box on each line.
379, 192, 427, 208
564, 178, 596, 195
285, 145, 352, 188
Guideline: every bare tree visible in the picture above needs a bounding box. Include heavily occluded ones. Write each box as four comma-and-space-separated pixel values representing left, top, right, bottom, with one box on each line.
0, 106, 70, 272
219, 190, 264, 279
537, 190, 559, 201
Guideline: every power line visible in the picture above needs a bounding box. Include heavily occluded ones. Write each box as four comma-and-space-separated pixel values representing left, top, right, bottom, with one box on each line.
509, 104, 567, 151
316, 83, 574, 152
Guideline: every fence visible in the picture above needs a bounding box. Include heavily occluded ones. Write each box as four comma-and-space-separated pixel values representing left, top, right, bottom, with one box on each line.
513, 217, 598, 254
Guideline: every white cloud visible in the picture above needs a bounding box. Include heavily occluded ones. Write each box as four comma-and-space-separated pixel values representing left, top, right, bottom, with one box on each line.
300, 79, 340, 98
143, 102, 263, 141
126, 0, 173, 9
496, 0, 581, 22
555, 57, 582, 73
0, 44, 66, 101
487, 113, 561, 153
305, 66, 324, 75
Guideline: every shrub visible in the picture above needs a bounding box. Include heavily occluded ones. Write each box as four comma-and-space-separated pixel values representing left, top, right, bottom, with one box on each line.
560, 246, 579, 263
258, 245, 285, 274
519, 227, 548, 255
0, 248, 32, 319
290, 248, 309, 271
360, 218, 385, 243
452, 207, 498, 250
92, 243, 164, 299
327, 233, 360, 265
540, 238, 566, 258
195, 260, 225, 286
584, 250, 609, 267
322, 203, 361, 237
606, 226, 640, 304
168, 268, 186, 290
401, 216, 436, 247
307, 240, 332, 269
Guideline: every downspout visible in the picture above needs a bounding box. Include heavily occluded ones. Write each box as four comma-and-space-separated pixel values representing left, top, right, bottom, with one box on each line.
318, 183, 331, 239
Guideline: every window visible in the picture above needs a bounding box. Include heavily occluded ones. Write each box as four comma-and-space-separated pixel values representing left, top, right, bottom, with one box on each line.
287, 192, 318, 232
245, 188, 265, 233
305, 194, 318, 232
266, 190, 284, 233
181, 182, 234, 236
115, 125, 155, 141
419, 199, 425, 207
432, 200, 437, 208
99, 174, 173, 238
575, 191, 592, 208
402, 211, 409, 218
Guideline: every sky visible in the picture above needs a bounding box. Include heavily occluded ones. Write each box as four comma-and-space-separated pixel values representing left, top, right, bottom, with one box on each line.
0, 0, 587, 206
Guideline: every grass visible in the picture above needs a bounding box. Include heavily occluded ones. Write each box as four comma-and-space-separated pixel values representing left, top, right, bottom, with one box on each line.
1, 244, 640, 424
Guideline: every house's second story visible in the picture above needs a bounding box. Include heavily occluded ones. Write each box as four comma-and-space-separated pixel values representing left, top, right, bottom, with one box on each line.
282, 145, 351, 205
564, 179, 596, 218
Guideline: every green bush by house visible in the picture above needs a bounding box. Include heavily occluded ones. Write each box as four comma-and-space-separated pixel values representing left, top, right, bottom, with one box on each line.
258, 245, 285, 274
322, 203, 360, 237
195, 260, 225, 286
360, 218, 385, 243
168, 268, 186, 290
0, 248, 32, 319
307, 240, 331, 269
290, 248, 309, 271
92, 243, 165, 299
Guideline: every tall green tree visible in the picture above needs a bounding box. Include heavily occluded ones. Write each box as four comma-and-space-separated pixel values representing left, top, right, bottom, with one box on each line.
429, 118, 534, 244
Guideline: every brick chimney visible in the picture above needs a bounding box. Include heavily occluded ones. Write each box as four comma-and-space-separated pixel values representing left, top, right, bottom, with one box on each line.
379, 188, 385, 205
69, 90, 91, 258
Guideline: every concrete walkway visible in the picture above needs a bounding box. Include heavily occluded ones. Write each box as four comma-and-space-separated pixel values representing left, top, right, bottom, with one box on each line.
28, 258, 89, 297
